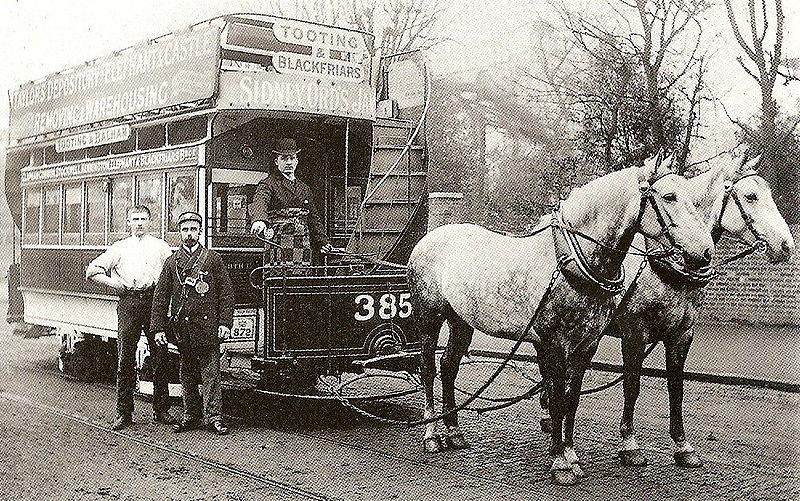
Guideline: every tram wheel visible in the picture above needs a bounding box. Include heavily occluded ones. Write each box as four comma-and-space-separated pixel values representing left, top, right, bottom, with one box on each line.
59, 333, 103, 382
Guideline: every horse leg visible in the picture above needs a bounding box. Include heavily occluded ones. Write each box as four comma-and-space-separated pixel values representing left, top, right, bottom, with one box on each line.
561, 368, 587, 482
618, 329, 648, 467
419, 314, 446, 453
539, 379, 552, 433
440, 313, 474, 449
549, 376, 579, 485
666, 329, 702, 468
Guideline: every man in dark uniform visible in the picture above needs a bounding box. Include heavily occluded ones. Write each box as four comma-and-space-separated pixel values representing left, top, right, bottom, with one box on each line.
150, 211, 234, 435
250, 137, 333, 254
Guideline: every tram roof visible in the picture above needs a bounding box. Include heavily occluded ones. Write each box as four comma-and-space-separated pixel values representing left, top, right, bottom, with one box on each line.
7, 13, 377, 147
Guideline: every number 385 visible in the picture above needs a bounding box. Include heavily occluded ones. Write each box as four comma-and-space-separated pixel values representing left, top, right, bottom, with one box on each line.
354, 293, 412, 321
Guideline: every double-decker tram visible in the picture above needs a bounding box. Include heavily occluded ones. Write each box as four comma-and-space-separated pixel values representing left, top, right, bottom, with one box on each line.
4, 14, 430, 394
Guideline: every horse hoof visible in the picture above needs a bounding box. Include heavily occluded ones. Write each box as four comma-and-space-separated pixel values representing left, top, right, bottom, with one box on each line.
445, 433, 471, 450
571, 463, 586, 479
540, 417, 552, 433
423, 437, 444, 454
550, 468, 580, 486
674, 450, 703, 468
619, 449, 648, 467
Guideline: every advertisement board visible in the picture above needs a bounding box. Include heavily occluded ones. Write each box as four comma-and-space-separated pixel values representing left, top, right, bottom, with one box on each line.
217, 72, 375, 121
9, 26, 222, 141
20, 146, 199, 184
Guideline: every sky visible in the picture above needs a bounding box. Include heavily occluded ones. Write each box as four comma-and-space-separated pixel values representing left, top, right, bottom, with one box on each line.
1, 0, 798, 156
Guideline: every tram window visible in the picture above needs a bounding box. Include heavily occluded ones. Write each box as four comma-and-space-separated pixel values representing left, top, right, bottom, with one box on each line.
166, 172, 196, 245
168, 116, 207, 145
87, 144, 110, 159
23, 188, 41, 245
136, 174, 163, 236
210, 169, 264, 248
42, 186, 60, 244
138, 124, 166, 151
63, 184, 82, 245
109, 176, 133, 242
64, 148, 85, 163
85, 180, 106, 245
44, 145, 63, 165
111, 133, 135, 154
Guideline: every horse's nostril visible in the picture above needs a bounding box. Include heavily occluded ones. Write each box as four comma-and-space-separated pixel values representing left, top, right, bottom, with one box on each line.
683, 249, 712, 269
782, 240, 792, 255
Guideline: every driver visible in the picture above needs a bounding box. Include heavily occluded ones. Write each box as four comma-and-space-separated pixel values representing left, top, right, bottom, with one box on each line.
249, 137, 333, 254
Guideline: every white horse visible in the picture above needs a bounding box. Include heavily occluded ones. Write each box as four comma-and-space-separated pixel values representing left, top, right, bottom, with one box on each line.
408, 154, 715, 485
602, 154, 793, 468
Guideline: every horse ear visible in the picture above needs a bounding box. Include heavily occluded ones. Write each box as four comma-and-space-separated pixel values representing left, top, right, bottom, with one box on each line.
741, 153, 762, 172
650, 152, 676, 181
639, 154, 659, 183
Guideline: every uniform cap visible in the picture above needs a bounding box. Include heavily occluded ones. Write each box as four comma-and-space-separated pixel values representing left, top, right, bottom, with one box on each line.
272, 138, 301, 155
177, 211, 202, 226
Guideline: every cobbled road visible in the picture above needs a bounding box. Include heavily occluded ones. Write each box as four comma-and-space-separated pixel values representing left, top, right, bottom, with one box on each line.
0, 331, 798, 500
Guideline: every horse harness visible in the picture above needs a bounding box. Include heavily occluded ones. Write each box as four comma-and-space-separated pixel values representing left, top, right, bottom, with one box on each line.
552, 172, 682, 297
711, 170, 766, 246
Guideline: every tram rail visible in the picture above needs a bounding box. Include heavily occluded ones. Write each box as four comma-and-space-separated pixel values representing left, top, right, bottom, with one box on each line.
2, 334, 798, 500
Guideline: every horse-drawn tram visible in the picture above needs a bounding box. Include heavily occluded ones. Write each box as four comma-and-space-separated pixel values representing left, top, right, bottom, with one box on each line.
4, 13, 429, 393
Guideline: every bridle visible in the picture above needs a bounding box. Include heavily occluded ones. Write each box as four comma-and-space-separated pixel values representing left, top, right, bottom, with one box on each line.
553, 171, 685, 296
635, 172, 684, 258
711, 170, 767, 248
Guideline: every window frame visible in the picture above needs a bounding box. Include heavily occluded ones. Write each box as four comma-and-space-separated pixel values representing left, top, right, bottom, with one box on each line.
22, 187, 42, 245
41, 185, 62, 245
62, 182, 84, 245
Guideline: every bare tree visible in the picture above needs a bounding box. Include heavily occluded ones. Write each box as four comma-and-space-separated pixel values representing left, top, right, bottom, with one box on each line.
723, 0, 797, 218
542, 0, 711, 168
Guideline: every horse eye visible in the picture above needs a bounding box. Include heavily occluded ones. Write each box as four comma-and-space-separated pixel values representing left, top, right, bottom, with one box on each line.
662, 193, 678, 202
745, 193, 758, 202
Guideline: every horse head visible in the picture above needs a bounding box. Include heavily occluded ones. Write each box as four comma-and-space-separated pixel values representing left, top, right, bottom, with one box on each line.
636, 153, 715, 272
718, 154, 795, 263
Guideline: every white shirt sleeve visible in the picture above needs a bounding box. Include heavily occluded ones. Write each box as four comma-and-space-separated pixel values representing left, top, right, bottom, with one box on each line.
87, 242, 122, 276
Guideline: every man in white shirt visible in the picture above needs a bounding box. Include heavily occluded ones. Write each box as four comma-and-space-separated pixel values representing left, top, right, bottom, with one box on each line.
86, 205, 176, 430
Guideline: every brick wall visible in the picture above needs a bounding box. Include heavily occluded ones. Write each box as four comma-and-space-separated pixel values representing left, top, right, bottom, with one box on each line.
700, 224, 800, 326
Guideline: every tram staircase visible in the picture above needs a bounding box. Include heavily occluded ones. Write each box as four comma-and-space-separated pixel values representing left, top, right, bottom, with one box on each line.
346, 117, 427, 267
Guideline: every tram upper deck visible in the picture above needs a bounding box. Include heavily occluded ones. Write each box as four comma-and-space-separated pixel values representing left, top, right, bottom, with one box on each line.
4, 13, 430, 341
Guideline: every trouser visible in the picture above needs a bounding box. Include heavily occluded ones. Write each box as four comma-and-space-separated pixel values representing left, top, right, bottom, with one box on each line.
116, 293, 171, 417
179, 345, 222, 424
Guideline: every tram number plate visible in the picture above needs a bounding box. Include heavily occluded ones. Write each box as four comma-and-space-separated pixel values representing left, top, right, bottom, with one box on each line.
231, 314, 256, 340
354, 292, 412, 321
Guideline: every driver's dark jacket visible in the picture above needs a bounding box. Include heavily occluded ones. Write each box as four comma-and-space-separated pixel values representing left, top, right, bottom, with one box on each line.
150, 244, 234, 348
250, 173, 329, 247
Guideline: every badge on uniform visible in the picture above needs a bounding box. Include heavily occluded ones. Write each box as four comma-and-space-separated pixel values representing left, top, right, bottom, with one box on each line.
195, 279, 209, 294
195, 272, 209, 295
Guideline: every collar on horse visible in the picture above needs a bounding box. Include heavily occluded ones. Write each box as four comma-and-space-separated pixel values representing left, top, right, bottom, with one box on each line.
551, 172, 684, 297
551, 211, 626, 296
